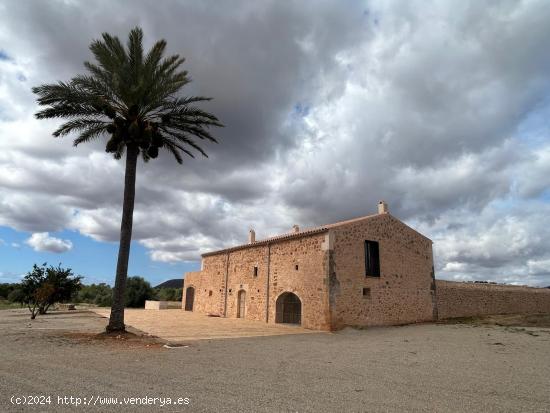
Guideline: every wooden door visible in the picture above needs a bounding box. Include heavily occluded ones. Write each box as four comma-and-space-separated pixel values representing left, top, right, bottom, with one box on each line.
237, 290, 246, 318
184, 287, 194, 311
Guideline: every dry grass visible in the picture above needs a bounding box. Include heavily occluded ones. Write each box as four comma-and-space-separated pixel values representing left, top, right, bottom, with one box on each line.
0, 300, 24, 310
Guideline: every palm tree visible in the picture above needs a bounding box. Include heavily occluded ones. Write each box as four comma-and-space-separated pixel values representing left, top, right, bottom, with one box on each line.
32, 27, 222, 332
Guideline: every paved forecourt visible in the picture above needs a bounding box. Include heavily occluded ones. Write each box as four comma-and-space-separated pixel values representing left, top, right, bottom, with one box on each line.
91, 308, 317, 342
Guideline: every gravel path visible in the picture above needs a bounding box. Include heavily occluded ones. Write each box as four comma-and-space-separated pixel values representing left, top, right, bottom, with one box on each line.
1, 309, 549, 412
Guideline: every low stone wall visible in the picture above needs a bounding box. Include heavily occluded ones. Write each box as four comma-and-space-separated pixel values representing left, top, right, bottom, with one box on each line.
436, 280, 550, 319
144, 300, 182, 310
145, 300, 168, 310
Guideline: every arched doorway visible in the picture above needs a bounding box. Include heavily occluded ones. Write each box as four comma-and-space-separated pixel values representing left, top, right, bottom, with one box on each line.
237, 290, 246, 318
184, 287, 195, 311
275, 292, 301, 325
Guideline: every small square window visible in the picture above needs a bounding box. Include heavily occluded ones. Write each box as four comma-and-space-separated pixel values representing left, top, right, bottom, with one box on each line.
362, 288, 371, 298
253, 266, 258, 277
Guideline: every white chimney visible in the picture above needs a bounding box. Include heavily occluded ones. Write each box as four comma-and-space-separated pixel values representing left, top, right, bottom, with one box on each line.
248, 229, 256, 244
378, 200, 389, 214
292, 225, 300, 233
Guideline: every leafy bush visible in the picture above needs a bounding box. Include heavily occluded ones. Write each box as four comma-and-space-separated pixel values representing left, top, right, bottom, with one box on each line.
0, 283, 18, 299
7, 288, 25, 304
155, 287, 182, 302
76, 283, 113, 307
76, 278, 161, 308
21, 263, 82, 319
125, 276, 155, 308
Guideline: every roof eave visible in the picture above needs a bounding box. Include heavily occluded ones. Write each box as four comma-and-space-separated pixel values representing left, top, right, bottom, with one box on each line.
201, 227, 329, 257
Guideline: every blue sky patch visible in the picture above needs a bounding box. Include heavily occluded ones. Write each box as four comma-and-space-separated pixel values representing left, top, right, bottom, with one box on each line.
0, 226, 199, 286
0, 50, 11, 61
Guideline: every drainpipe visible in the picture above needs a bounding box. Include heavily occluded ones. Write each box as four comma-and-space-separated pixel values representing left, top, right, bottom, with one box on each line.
224, 252, 230, 317
265, 243, 271, 323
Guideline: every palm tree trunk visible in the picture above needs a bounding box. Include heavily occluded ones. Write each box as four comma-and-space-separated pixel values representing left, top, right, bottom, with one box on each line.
106, 144, 139, 332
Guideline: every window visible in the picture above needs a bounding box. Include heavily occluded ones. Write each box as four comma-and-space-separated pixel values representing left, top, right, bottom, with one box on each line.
362, 288, 371, 298
365, 240, 380, 277
295, 264, 299, 271
253, 266, 258, 277
208, 290, 212, 297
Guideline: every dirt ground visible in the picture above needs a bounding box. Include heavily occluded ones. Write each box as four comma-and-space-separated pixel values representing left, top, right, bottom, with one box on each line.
0, 309, 549, 412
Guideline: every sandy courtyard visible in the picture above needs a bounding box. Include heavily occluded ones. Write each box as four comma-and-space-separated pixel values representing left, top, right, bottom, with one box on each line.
91, 307, 314, 341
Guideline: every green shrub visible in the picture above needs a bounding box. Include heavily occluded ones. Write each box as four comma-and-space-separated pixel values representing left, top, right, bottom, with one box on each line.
7, 288, 25, 304
155, 287, 183, 301
0, 283, 18, 299
20, 263, 82, 319
125, 276, 155, 308
76, 283, 112, 307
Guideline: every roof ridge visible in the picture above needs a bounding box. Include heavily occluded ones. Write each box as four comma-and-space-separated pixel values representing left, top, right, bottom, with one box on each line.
201, 213, 385, 257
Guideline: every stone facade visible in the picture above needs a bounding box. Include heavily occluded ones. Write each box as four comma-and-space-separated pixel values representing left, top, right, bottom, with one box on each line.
436, 280, 550, 319
183, 204, 435, 330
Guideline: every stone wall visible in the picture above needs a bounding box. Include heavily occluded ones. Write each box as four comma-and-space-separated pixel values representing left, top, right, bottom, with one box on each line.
225, 244, 270, 322
145, 300, 181, 310
330, 214, 436, 328
145, 300, 162, 310
183, 253, 227, 316
183, 232, 331, 330
266, 234, 331, 330
436, 280, 550, 319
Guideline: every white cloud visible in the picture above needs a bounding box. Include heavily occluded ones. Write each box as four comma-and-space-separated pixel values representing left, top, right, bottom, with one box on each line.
25, 232, 73, 253
527, 259, 550, 276
418, 202, 550, 286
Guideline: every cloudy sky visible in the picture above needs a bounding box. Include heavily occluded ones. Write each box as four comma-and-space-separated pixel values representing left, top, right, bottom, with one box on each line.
0, 0, 549, 287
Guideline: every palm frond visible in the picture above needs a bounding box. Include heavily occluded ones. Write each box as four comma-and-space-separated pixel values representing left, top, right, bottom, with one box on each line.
33, 82, 106, 119
72, 74, 125, 114
73, 125, 109, 146
89, 39, 121, 75
162, 135, 197, 158
127, 27, 144, 84
144, 39, 166, 74
53, 119, 108, 138
162, 139, 184, 164
101, 33, 127, 66
161, 129, 208, 157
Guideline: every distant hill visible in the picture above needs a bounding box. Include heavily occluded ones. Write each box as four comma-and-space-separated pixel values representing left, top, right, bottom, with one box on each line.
155, 279, 184, 289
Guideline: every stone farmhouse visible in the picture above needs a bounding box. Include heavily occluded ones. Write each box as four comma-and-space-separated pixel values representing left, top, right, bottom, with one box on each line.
183, 202, 437, 330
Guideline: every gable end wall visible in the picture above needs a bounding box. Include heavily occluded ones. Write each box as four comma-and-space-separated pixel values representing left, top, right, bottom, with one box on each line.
329, 214, 435, 328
